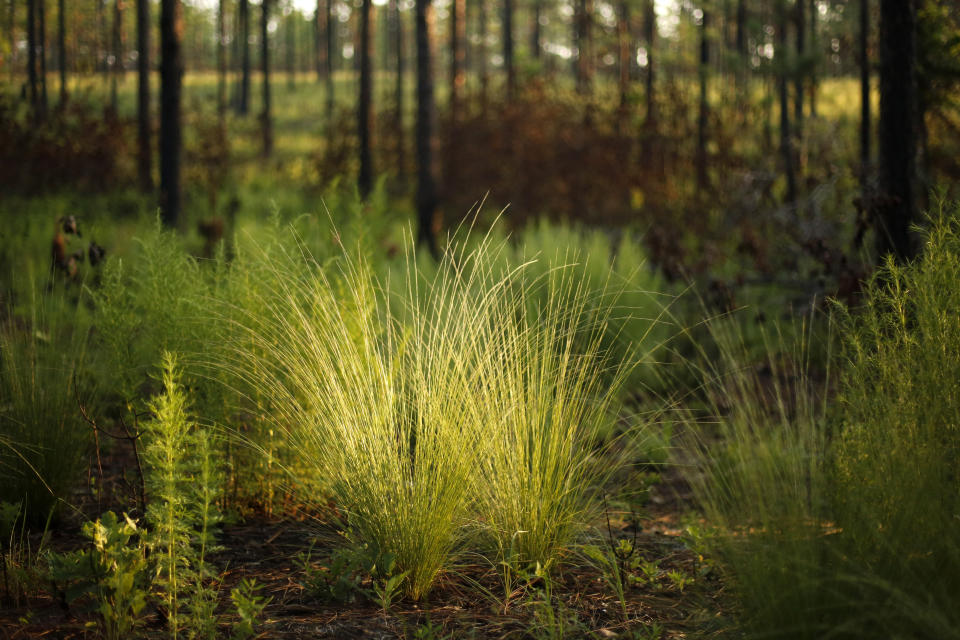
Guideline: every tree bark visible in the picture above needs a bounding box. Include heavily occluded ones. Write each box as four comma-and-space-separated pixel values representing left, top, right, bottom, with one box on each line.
794, 0, 805, 131
777, 0, 796, 204
479, 0, 488, 107
358, 0, 373, 196
261, 0, 272, 157
286, 9, 295, 89
696, 8, 709, 194
390, 0, 404, 177
502, 0, 514, 100
160, 0, 182, 228
57, 0, 65, 104
137, 0, 151, 190
110, 0, 121, 115
217, 0, 225, 114
27, 0, 37, 110
415, 0, 438, 256
531, 0, 541, 60
860, 0, 870, 185
575, 0, 591, 95
808, 0, 817, 116
325, 0, 334, 123
38, 0, 46, 115
876, 0, 918, 261
315, 0, 324, 81
643, 0, 655, 126
449, 0, 464, 117
7, 0, 15, 84
238, 0, 250, 115
617, 0, 629, 116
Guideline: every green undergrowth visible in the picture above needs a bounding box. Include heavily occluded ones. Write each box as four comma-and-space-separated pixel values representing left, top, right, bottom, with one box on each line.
688, 202, 960, 639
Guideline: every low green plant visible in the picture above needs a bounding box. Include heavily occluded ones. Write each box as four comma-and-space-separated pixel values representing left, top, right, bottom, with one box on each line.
47, 511, 150, 640
230, 578, 271, 640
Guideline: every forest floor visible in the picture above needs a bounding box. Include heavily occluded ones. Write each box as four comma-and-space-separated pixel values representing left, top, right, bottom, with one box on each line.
0, 436, 731, 640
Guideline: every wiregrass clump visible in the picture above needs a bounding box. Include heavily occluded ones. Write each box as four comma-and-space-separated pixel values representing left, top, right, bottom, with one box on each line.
219, 227, 646, 599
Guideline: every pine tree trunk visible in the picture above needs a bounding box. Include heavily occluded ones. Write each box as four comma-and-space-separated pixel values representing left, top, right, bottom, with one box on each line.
415, 0, 438, 256
696, 8, 709, 194
286, 11, 295, 89
217, 0, 225, 114
160, 0, 182, 227
794, 0, 804, 130
860, 0, 870, 186
777, 0, 796, 204
478, 0, 488, 107
315, 0, 323, 81
876, 0, 918, 261
110, 0, 121, 115
575, 0, 590, 95
137, 0, 151, 190
325, 0, 334, 122
38, 0, 46, 114
261, 0, 272, 157
57, 0, 65, 104
617, 0, 629, 116
643, 0, 655, 126
358, 0, 373, 196
449, 0, 464, 118
531, 0, 541, 60
502, 0, 513, 100
808, 0, 817, 116
391, 0, 404, 177
27, 0, 37, 109
238, 0, 250, 115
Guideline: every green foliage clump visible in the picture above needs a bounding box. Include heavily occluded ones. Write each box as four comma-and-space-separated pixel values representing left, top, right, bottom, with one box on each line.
690, 202, 960, 639
831, 202, 960, 638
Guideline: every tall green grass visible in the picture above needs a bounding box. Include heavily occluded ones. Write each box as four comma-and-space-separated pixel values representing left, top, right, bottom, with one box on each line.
0, 282, 95, 524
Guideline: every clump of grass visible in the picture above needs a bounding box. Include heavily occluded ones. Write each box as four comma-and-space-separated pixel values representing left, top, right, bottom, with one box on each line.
0, 282, 94, 525
218, 224, 643, 600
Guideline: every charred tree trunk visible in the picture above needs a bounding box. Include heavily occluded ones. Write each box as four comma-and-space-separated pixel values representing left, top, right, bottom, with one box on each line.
415, 0, 438, 256
38, 0, 46, 114
390, 0, 404, 178
358, 0, 373, 196
159, 0, 182, 227
696, 8, 709, 194
531, 0, 541, 60
27, 0, 37, 110
217, 0, 226, 115
575, 0, 590, 95
777, 0, 796, 204
109, 0, 121, 115
794, 0, 804, 131
860, 0, 870, 190
261, 0, 272, 157
286, 11, 295, 89
57, 0, 66, 104
876, 0, 918, 261
325, 0, 334, 123
643, 0, 655, 127
808, 0, 817, 116
502, 0, 514, 100
617, 0, 629, 117
238, 0, 250, 115
137, 0, 151, 190
449, 0, 464, 118
479, 0, 488, 107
